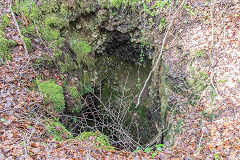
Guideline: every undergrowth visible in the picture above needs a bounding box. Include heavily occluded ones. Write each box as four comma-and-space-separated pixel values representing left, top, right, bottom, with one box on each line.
0, 30, 16, 65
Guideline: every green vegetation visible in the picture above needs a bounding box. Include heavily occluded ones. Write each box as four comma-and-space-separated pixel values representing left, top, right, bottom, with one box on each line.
214, 153, 220, 160
99, 0, 123, 8
38, 80, 65, 112
98, 0, 141, 9
0, 30, 16, 65
201, 110, 216, 122
44, 14, 68, 29
69, 87, 79, 99
218, 79, 228, 83
143, 0, 173, 17
70, 38, 93, 66
184, 4, 197, 16
12, 0, 69, 52
185, 50, 209, 106
13, 0, 40, 22
76, 131, 114, 150
58, 54, 78, 74
45, 118, 73, 141
134, 144, 164, 158
71, 104, 82, 114
67, 86, 82, 113
80, 82, 94, 95
0, 13, 10, 29
0, 13, 15, 64
191, 49, 207, 59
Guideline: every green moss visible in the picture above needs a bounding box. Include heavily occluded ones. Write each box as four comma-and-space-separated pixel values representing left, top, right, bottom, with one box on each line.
22, 35, 32, 51
58, 54, 78, 73
199, 71, 209, 80
22, 25, 37, 35
13, 0, 40, 22
0, 30, 17, 64
40, 26, 61, 42
0, 13, 10, 29
98, 0, 122, 8
80, 82, 94, 95
44, 14, 68, 29
58, 61, 65, 73
186, 60, 209, 105
38, 80, 65, 112
54, 37, 65, 48
70, 38, 93, 66
12, 0, 70, 49
53, 49, 62, 59
71, 104, 82, 114
109, 0, 123, 8
45, 118, 73, 141
60, 2, 69, 17
76, 131, 114, 150
98, 0, 141, 8
71, 39, 91, 54
40, 0, 59, 14
69, 87, 79, 99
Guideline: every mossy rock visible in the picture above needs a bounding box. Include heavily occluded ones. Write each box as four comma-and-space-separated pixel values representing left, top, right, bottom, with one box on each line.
38, 80, 65, 112
45, 118, 73, 141
75, 131, 114, 150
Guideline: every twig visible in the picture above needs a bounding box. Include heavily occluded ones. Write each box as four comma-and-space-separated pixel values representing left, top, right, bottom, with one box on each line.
135, 0, 186, 108
209, 1, 219, 97
10, 0, 28, 57
198, 131, 204, 149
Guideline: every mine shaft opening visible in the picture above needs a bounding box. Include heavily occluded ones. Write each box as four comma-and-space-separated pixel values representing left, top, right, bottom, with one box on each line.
59, 30, 159, 151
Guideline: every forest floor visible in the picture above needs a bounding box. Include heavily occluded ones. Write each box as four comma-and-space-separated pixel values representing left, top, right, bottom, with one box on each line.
0, 0, 239, 159
169, 1, 240, 159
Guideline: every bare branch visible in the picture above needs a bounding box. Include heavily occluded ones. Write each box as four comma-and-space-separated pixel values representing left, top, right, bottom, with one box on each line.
10, 0, 28, 56
135, 0, 186, 108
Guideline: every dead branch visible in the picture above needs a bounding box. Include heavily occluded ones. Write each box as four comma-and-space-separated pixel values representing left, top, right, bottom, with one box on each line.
135, 0, 186, 108
9, 0, 28, 57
